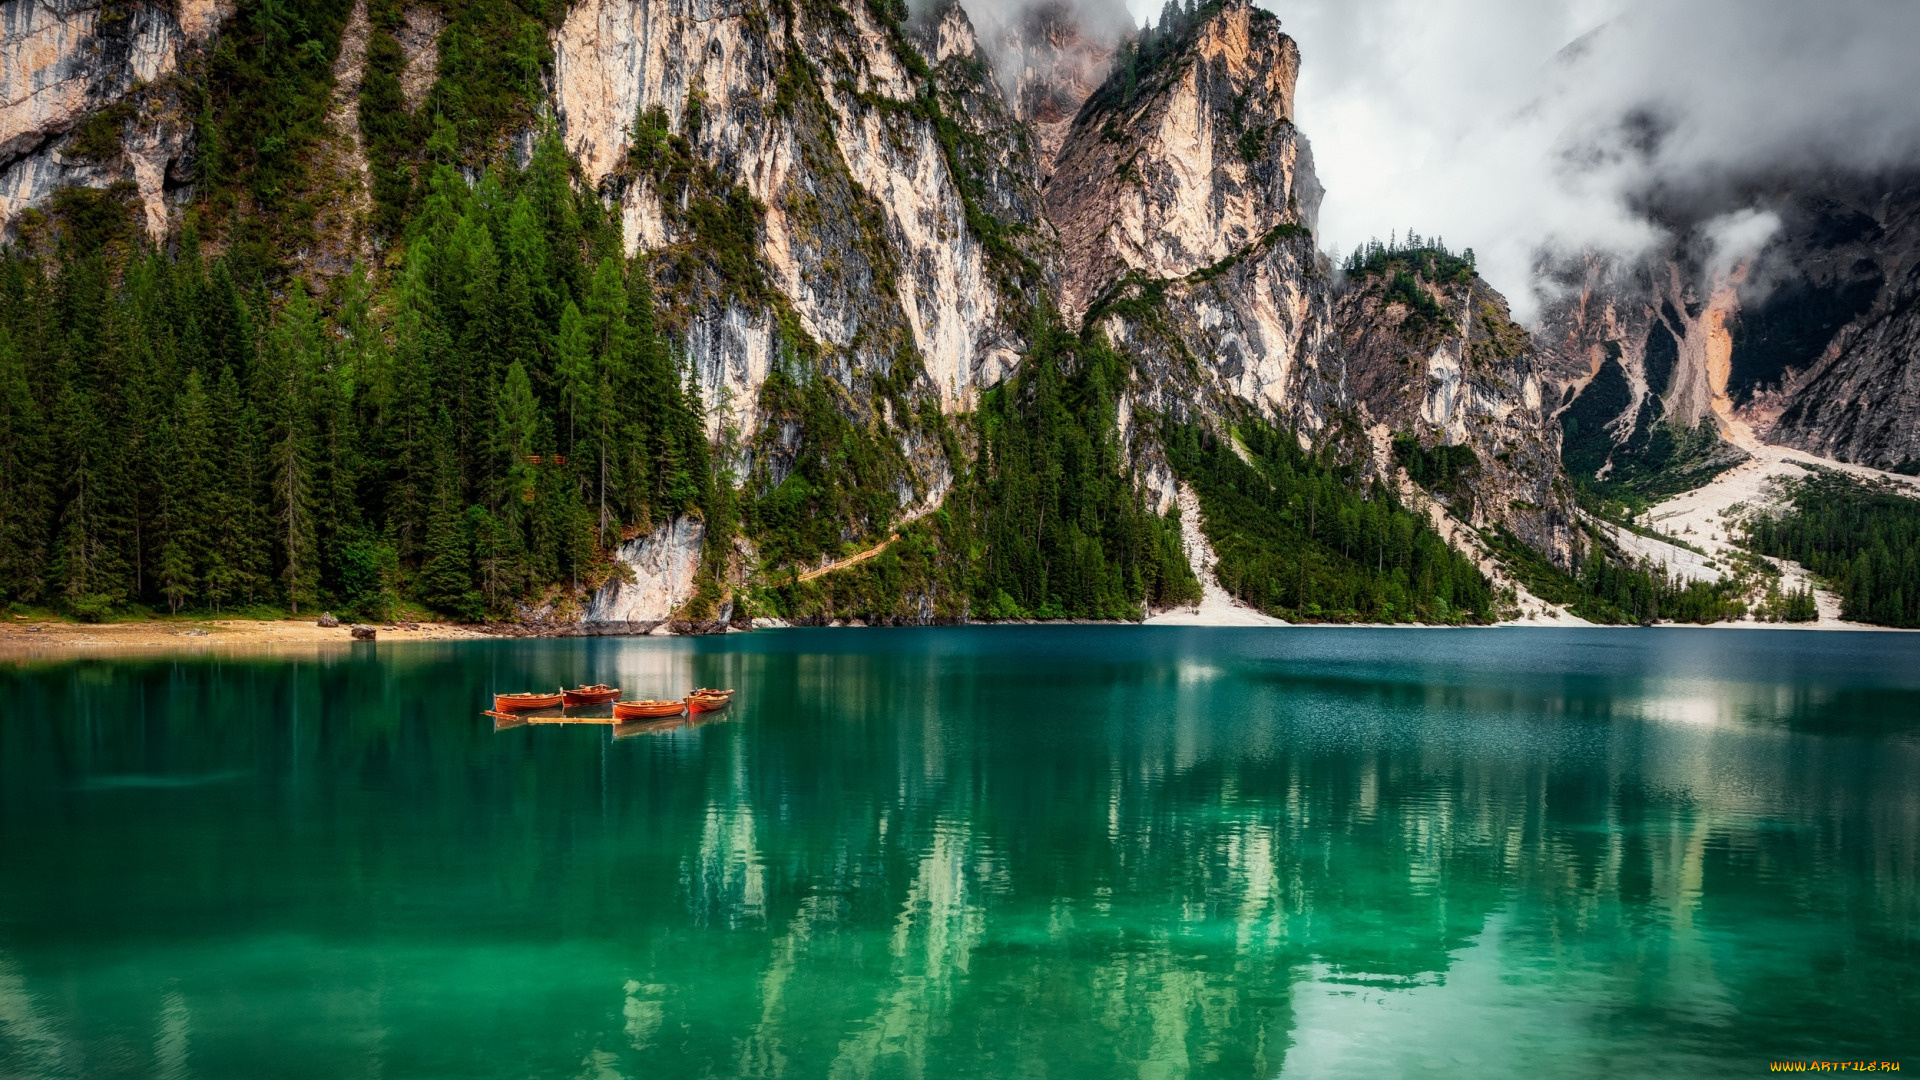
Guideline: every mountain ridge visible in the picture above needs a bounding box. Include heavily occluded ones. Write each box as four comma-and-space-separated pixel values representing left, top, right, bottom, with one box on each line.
0, 0, 1634, 629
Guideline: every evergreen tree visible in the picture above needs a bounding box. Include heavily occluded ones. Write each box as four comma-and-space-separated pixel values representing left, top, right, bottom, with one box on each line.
417, 434, 477, 618
259, 283, 321, 612
0, 324, 50, 603
152, 415, 196, 614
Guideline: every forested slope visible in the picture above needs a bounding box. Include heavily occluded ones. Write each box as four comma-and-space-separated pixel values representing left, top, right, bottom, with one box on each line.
0, 0, 1585, 627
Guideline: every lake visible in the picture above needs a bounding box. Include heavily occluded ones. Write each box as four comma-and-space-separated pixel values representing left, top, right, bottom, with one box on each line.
2, 627, 1917, 1078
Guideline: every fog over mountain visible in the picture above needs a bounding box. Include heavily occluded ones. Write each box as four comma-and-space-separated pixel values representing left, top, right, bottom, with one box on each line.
1177, 0, 1920, 320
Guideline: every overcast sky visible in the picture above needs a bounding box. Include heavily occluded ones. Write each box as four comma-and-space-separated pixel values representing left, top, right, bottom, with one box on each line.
1110, 0, 1920, 320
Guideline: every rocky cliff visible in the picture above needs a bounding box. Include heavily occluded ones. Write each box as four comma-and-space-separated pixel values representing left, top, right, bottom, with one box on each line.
1336, 258, 1573, 563
0, 0, 226, 239
1750, 179, 1920, 469
553, 0, 1041, 443
1044, 0, 1570, 563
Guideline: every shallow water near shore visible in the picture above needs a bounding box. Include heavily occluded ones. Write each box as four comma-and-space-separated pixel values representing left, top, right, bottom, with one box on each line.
3, 626, 1918, 1078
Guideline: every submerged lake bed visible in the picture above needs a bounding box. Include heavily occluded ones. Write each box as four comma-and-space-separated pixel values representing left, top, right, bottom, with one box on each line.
2, 627, 1917, 1078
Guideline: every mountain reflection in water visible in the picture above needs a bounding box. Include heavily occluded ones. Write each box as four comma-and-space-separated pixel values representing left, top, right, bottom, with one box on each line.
1, 627, 1917, 1079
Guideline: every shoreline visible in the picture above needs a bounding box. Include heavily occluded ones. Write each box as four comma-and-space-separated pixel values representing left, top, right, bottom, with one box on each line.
3, 611, 1912, 657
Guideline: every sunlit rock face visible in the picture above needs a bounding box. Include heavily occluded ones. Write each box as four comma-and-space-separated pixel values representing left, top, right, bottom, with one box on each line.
0, 0, 226, 238
1047, 0, 1317, 323
587, 515, 706, 622
1048, 0, 1336, 447
551, 0, 1030, 434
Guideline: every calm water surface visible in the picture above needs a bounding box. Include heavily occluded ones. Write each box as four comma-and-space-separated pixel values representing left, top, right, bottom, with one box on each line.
2, 627, 1918, 1078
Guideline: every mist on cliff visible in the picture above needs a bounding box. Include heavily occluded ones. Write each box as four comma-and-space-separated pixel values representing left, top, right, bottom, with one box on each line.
1251, 0, 1920, 320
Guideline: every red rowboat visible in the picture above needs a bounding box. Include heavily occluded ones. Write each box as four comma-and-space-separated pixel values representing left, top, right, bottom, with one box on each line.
561, 683, 621, 706
494, 690, 563, 712
686, 688, 734, 712
614, 699, 686, 721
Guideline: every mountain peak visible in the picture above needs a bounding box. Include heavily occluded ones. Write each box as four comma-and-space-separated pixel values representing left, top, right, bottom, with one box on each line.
1045, 0, 1314, 320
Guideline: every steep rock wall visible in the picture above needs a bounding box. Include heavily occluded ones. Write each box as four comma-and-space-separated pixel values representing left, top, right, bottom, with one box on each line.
1339, 275, 1575, 565
0, 0, 226, 237
1755, 181, 1920, 468
1050, 0, 1336, 447
586, 515, 706, 621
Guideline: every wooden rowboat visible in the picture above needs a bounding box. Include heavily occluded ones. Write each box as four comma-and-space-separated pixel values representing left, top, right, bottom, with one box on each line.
494, 690, 563, 712
614, 699, 686, 721
561, 683, 621, 706
687, 687, 735, 712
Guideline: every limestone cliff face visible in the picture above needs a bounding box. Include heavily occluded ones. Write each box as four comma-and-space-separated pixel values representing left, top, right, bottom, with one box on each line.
553, 0, 1028, 448
0, 0, 227, 238
585, 515, 705, 621
1048, 0, 1334, 441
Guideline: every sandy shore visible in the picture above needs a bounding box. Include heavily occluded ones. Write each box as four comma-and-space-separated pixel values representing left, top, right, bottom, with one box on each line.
0, 617, 492, 658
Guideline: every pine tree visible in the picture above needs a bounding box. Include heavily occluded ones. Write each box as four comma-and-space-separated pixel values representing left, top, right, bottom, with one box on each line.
204, 366, 270, 610
152, 415, 196, 613
260, 283, 321, 612
417, 432, 476, 617
0, 324, 50, 604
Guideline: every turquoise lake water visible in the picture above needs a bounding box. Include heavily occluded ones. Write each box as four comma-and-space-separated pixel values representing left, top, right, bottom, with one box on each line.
1, 627, 1917, 1078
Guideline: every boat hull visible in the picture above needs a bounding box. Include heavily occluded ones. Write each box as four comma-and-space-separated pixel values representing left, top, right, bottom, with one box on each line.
560, 686, 620, 706
687, 690, 734, 713
614, 700, 686, 721
494, 692, 563, 712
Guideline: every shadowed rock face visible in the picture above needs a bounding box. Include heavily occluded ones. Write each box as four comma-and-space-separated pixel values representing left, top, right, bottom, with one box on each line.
1540, 176, 1920, 474
1751, 181, 1920, 468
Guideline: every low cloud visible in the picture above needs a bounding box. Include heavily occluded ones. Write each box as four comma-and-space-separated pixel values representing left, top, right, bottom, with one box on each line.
1209, 0, 1920, 319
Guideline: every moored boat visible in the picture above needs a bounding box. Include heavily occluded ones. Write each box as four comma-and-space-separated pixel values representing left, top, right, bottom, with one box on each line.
560, 683, 621, 706
613, 699, 687, 721
493, 690, 563, 712
686, 687, 735, 712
